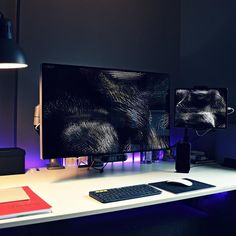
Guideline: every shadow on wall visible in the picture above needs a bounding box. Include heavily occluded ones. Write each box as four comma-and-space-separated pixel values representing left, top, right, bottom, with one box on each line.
215, 124, 236, 163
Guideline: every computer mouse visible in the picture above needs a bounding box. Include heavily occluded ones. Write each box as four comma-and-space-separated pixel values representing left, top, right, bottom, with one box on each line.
166, 179, 193, 187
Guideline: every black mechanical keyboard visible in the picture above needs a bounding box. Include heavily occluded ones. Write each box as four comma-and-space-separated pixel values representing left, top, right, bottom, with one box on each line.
89, 184, 162, 203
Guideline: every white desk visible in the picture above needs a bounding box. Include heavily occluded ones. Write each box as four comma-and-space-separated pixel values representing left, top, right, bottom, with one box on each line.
0, 161, 236, 229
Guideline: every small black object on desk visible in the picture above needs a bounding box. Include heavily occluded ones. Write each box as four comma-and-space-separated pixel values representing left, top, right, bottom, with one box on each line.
0, 147, 25, 175
175, 127, 191, 173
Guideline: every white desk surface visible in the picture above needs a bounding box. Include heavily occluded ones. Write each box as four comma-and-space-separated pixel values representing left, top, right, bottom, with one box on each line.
0, 160, 236, 229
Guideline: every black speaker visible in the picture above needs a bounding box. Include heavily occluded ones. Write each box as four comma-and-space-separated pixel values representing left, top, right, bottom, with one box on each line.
0, 148, 25, 176
223, 157, 236, 168
175, 142, 191, 173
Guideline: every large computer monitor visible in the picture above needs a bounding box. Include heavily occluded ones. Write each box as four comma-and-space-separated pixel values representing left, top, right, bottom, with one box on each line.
174, 88, 228, 129
40, 63, 170, 159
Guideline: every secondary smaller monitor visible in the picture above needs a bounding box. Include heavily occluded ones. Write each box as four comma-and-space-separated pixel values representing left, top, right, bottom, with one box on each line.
174, 88, 228, 129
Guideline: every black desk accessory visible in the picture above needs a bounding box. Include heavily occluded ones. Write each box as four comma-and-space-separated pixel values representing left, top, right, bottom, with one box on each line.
0, 147, 25, 175
175, 127, 191, 173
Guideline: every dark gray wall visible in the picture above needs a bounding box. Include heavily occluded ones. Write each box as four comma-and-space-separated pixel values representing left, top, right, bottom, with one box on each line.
178, 0, 236, 158
0, 0, 16, 27
0, 70, 15, 147
180, 0, 236, 120
2, 0, 234, 167
0, 0, 17, 147
18, 0, 181, 168
215, 124, 236, 162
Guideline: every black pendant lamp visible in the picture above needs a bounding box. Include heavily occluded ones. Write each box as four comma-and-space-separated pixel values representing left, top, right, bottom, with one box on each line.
0, 12, 27, 69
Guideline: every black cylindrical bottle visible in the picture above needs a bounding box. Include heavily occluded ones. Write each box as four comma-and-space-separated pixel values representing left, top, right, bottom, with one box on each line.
175, 141, 191, 173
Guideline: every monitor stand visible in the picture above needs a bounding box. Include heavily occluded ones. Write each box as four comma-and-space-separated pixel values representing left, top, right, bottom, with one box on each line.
47, 158, 65, 170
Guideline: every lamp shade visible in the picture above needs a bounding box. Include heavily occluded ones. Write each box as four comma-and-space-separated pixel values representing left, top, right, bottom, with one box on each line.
0, 13, 27, 69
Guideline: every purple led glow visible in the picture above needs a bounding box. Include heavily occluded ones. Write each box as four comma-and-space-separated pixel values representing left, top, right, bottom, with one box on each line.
194, 191, 230, 209
25, 150, 168, 170
207, 191, 229, 200
24, 150, 49, 170
126, 150, 167, 163
158, 150, 165, 160
24, 149, 171, 169
126, 152, 141, 162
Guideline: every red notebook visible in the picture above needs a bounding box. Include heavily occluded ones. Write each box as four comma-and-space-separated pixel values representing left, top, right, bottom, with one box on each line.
0, 186, 52, 220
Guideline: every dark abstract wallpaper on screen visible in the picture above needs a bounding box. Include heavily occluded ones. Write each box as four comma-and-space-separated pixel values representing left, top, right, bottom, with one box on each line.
41, 64, 169, 159
175, 88, 227, 129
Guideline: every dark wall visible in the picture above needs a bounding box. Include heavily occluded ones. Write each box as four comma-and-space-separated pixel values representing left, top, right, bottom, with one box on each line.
0, 0, 17, 147
180, 0, 236, 121
2, 0, 235, 167
177, 0, 236, 158
17, 0, 181, 168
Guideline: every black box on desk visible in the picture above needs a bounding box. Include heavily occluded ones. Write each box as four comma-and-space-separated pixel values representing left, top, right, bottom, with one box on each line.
223, 157, 236, 169
0, 148, 25, 175
175, 142, 191, 173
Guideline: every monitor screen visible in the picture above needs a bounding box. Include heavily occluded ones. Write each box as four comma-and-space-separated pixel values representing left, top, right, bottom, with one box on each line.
40, 63, 170, 159
174, 88, 228, 129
